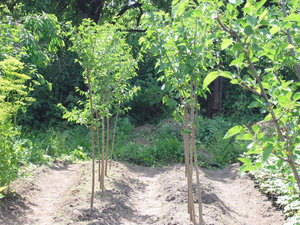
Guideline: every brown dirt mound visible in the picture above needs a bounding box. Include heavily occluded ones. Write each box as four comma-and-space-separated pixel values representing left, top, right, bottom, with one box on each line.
0, 162, 285, 225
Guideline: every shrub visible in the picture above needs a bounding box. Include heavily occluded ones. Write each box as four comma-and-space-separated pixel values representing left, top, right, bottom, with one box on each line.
0, 122, 19, 189
114, 136, 183, 167
19, 126, 91, 165
196, 116, 243, 168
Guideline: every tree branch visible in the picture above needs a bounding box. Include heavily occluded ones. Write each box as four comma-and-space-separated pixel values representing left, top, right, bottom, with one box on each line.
112, 1, 143, 27
136, 5, 143, 27
116, 2, 142, 18
239, 82, 263, 97
117, 29, 146, 33
216, 15, 284, 141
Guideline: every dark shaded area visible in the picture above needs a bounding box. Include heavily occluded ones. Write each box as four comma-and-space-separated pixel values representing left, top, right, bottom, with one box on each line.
0, 192, 31, 225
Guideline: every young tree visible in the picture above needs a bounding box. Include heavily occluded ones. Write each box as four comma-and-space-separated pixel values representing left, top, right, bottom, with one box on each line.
69, 19, 101, 207
67, 19, 139, 205
141, 0, 218, 223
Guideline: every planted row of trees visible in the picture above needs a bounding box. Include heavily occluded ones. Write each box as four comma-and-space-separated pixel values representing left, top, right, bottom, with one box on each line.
60, 20, 139, 207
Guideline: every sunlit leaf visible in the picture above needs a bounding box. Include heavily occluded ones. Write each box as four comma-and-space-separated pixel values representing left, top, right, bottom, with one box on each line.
221, 38, 233, 50
224, 125, 244, 139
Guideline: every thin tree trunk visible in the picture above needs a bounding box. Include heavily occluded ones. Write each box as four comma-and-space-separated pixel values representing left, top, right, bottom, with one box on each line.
100, 117, 105, 192
287, 156, 300, 197
105, 116, 110, 176
183, 100, 189, 178
184, 106, 196, 224
188, 131, 196, 224
193, 145, 203, 224
110, 112, 119, 169
190, 81, 204, 225
95, 111, 101, 185
183, 107, 190, 211
86, 68, 95, 208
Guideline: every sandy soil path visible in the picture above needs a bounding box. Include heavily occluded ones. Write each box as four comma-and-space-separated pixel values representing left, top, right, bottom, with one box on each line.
24, 164, 81, 225
0, 162, 285, 225
203, 164, 284, 225
0, 164, 81, 225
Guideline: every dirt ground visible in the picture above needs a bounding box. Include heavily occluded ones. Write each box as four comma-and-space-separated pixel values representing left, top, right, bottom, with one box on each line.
0, 161, 285, 225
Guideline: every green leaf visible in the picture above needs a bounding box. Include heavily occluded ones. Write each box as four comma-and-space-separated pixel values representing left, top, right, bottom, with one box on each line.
238, 157, 252, 166
247, 15, 257, 27
252, 124, 260, 134
239, 164, 248, 176
203, 71, 232, 89
221, 38, 233, 50
230, 79, 239, 84
264, 113, 272, 122
47, 81, 52, 91
259, 9, 268, 20
284, 14, 300, 23
253, 162, 262, 170
224, 125, 244, 139
244, 25, 254, 35
293, 92, 300, 101
230, 57, 244, 66
232, 43, 244, 51
270, 26, 280, 35
262, 145, 273, 161
0, 186, 6, 192
277, 159, 283, 167
278, 95, 291, 107
255, 0, 267, 10
248, 101, 262, 108
236, 133, 253, 140
287, 44, 295, 49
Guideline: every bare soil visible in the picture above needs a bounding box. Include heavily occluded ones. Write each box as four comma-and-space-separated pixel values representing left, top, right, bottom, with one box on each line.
0, 162, 285, 225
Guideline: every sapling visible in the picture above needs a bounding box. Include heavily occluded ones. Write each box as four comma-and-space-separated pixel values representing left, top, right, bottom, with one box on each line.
110, 111, 119, 169
100, 116, 105, 191
95, 111, 104, 190
141, 1, 218, 223
105, 116, 110, 176
86, 69, 96, 207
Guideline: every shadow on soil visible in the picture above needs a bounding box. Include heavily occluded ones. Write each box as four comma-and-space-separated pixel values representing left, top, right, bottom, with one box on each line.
76, 177, 152, 225
0, 193, 31, 225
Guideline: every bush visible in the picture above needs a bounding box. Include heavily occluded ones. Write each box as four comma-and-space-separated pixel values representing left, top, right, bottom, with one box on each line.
114, 136, 183, 167
0, 122, 20, 189
19, 125, 90, 165
113, 116, 242, 168
196, 116, 243, 168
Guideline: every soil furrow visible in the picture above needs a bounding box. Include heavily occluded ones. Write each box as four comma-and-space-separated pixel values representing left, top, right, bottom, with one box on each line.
0, 162, 285, 225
